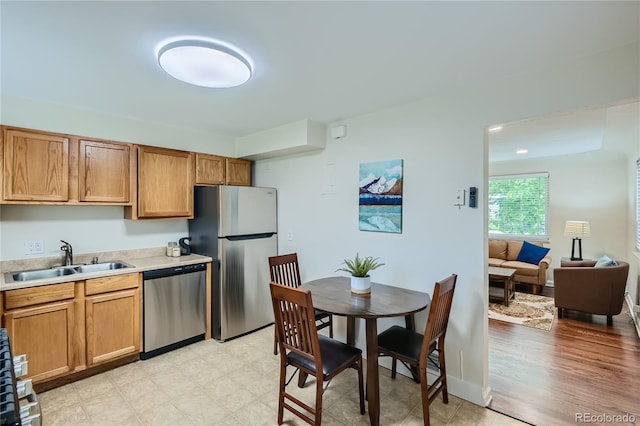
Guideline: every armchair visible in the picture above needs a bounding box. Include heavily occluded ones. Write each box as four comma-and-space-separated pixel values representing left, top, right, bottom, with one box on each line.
553, 261, 629, 326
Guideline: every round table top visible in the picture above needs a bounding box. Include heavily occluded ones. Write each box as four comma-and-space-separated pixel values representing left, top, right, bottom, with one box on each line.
301, 276, 430, 319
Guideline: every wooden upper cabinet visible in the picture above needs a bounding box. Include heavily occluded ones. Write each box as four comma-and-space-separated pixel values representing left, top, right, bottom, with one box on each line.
3, 128, 69, 201
226, 158, 252, 186
195, 154, 252, 186
78, 139, 131, 203
195, 153, 226, 185
137, 146, 193, 218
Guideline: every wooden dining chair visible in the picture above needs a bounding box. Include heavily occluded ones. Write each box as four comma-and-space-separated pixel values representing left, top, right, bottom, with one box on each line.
377, 274, 458, 426
269, 282, 365, 426
268, 253, 333, 354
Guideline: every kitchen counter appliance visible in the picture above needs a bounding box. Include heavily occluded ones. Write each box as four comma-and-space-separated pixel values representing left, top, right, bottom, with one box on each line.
189, 185, 277, 341
140, 263, 207, 359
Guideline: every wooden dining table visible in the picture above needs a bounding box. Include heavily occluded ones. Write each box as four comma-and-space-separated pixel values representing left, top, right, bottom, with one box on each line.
301, 276, 430, 426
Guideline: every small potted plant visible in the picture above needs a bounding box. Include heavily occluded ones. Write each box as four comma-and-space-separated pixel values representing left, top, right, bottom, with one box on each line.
336, 253, 385, 294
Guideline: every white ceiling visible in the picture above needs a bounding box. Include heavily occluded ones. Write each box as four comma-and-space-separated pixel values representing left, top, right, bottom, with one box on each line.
489, 101, 640, 163
1, 1, 639, 139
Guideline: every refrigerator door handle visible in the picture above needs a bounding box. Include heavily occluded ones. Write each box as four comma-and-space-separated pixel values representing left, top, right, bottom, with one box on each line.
224, 233, 276, 241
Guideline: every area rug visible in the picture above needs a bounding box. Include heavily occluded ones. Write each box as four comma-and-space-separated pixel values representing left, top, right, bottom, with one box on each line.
488, 292, 555, 331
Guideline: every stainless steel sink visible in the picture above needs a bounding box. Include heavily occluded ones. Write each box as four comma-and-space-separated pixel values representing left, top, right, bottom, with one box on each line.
9, 267, 77, 282
74, 261, 133, 273
5, 261, 134, 283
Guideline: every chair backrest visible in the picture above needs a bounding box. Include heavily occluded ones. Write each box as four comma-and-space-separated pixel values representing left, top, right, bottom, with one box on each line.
269, 253, 302, 288
554, 261, 629, 314
421, 274, 457, 359
270, 282, 321, 367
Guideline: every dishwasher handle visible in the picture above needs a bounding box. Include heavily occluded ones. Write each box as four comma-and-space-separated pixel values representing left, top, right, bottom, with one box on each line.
143, 263, 207, 280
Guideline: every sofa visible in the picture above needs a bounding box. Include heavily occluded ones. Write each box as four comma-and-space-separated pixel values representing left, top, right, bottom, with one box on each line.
488, 239, 551, 294
553, 260, 629, 326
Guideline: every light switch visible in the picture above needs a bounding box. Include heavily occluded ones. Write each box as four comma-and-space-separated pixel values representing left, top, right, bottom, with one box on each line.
454, 190, 466, 206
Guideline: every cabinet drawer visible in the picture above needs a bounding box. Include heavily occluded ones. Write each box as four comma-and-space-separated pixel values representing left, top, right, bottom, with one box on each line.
4, 283, 75, 310
85, 273, 139, 296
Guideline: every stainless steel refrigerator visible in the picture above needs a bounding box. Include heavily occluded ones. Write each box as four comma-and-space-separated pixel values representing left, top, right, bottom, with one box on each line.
189, 185, 277, 341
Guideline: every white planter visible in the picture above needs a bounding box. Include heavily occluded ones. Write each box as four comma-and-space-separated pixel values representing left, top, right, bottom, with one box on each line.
351, 276, 371, 294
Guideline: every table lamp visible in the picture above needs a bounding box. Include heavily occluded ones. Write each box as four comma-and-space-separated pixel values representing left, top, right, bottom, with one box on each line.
564, 220, 590, 261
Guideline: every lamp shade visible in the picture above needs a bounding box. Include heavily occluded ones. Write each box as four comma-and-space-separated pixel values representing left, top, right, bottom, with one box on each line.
564, 220, 590, 238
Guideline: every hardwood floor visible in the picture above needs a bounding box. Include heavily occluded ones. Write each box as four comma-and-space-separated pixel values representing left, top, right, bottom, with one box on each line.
488, 290, 640, 426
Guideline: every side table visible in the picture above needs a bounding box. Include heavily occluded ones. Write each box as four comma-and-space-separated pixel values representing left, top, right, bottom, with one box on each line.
488, 266, 516, 306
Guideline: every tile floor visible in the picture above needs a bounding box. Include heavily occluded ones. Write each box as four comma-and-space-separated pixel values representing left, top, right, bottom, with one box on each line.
40, 326, 526, 425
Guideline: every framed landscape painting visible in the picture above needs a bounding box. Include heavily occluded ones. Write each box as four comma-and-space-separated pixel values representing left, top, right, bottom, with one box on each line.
358, 159, 403, 233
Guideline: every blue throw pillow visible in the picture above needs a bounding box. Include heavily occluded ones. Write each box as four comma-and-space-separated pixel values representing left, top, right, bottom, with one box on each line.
516, 241, 550, 265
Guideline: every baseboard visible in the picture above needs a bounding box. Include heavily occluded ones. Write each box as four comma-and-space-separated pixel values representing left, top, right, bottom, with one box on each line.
624, 292, 640, 339
380, 357, 490, 407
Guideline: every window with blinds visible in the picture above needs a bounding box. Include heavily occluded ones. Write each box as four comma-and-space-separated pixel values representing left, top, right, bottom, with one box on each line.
488, 172, 549, 239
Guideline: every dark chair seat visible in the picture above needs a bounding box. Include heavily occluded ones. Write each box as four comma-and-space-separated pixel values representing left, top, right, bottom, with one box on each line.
377, 325, 435, 364
314, 309, 329, 321
288, 335, 362, 378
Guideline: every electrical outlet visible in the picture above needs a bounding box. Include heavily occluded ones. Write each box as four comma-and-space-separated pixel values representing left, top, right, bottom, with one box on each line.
24, 240, 44, 255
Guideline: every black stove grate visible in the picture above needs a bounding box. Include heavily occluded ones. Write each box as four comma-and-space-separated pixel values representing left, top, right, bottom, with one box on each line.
0, 329, 20, 426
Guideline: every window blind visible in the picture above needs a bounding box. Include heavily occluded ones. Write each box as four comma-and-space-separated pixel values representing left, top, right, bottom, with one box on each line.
488, 172, 549, 239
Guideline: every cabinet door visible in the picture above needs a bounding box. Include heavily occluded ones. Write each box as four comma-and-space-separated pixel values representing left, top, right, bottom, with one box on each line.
138, 146, 193, 218
78, 139, 130, 203
225, 158, 252, 186
195, 153, 225, 185
85, 286, 141, 366
3, 129, 69, 201
4, 301, 76, 382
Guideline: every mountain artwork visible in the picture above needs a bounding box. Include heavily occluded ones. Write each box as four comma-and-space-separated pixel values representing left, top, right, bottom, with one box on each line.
359, 159, 403, 233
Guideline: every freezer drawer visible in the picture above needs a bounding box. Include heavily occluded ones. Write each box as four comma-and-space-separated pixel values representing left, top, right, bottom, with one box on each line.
213, 234, 276, 341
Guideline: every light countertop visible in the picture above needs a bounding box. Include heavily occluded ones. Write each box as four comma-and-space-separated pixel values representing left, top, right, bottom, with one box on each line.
1, 250, 213, 291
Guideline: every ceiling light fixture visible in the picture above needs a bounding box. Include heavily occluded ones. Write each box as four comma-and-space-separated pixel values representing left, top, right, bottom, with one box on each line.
488, 126, 503, 132
516, 149, 528, 154
156, 37, 252, 88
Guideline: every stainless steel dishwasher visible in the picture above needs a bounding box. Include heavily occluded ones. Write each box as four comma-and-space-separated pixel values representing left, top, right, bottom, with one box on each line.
140, 263, 207, 359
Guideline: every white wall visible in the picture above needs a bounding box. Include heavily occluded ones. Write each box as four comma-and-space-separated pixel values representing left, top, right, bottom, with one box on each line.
490, 151, 629, 274
0, 95, 236, 154
0, 95, 235, 261
491, 100, 639, 302
253, 42, 640, 406
1, 205, 188, 260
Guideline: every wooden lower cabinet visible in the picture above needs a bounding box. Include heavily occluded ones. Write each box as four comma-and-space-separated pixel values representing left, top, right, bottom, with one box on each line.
2, 273, 142, 385
85, 284, 140, 365
3, 300, 78, 382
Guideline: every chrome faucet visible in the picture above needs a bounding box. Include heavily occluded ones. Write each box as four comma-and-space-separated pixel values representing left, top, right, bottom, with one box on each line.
60, 240, 73, 266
